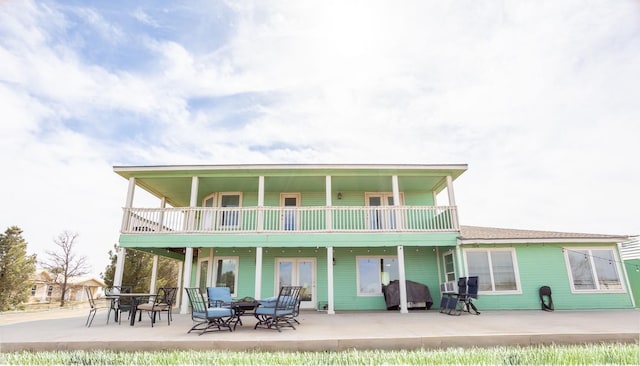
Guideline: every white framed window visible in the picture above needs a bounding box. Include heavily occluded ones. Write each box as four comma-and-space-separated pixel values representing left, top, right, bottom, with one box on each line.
219, 193, 242, 228
464, 248, 521, 294
564, 247, 624, 293
31, 285, 37, 296
47, 285, 53, 297
213, 256, 239, 297
443, 251, 456, 282
280, 193, 301, 231
200, 193, 216, 231
356, 256, 399, 296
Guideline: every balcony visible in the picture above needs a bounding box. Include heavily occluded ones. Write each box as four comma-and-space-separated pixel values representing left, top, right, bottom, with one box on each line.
121, 206, 459, 234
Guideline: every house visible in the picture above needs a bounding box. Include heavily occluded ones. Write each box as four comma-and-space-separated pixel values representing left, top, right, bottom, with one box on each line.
112, 164, 634, 313
29, 269, 106, 303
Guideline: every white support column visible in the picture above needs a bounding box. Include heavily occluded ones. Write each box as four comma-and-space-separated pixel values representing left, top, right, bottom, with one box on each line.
158, 197, 166, 232
392, 175, 403, 229
121, 177, 136, 231
254, 247, 263, 299
180, 247, 194, 314
327, 246, 335, 314
446, 175, 459, 229
397, 245, 408, 314
149, 255, 159, 294
456, 241, 465, 277
114, 247, 126, 287
176, 261, 184, 310
325, 176, 332, 230
208, 249, 214, 287
257, 176, 265, 231
189, 176, 199, 231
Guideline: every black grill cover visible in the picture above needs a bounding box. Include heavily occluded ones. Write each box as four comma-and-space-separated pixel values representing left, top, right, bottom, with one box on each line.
382, 280, 433, 310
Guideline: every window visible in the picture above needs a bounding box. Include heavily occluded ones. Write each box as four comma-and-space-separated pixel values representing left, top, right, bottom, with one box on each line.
443, 251, 456, 282
213, 257, 239, 297
565, 248, 623, 292
357, 256, 399, 296
31, 285, 37, 296
219, 193, 241, 228
465, 248, 520, 293
47, 285, 53, 297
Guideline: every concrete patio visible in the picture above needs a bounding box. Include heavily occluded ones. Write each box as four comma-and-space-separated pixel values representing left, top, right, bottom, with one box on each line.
1, 307, 638, 352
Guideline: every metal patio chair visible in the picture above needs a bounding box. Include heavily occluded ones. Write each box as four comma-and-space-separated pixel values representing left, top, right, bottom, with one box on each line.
85, 287, 108, 327
185, 288, 235, 335
137, 287, 178, 327
454, 276, 480, 315
254, 286, 302, 332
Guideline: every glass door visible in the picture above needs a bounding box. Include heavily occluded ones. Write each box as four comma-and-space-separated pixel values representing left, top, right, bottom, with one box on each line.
280, 193, 300, 231
276, 258, 315, 309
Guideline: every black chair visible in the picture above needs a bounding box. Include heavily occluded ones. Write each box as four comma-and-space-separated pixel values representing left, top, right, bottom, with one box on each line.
185, 288, 235, 334
254, 286, 302, 332
540, 286, 554, 311
454, 276, 480, 315
105, 285, 133, 324
85, 287, 107, 327
137, 287, 178, 327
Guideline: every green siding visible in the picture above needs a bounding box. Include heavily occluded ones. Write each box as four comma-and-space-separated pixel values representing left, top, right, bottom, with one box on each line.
461, 244, 633, 310
624, 259, 640, 307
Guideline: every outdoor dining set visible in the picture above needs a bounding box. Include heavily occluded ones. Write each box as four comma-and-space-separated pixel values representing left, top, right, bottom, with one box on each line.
85, 285, 304, 334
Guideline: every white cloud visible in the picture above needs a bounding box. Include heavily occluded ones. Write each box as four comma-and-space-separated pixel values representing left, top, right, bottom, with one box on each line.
0, 0, 638, 277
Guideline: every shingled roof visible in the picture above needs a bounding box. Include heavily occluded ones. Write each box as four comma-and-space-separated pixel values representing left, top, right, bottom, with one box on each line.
459, 225, 628, 244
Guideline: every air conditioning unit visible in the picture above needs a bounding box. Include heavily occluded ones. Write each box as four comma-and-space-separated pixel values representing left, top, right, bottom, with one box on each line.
440, 280, 458, 294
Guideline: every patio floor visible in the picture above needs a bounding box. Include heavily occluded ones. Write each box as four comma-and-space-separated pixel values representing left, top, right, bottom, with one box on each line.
1, 307, 639, 352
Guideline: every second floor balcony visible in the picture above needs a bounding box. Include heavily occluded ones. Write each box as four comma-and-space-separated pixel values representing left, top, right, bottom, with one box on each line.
121, 205, 459, 234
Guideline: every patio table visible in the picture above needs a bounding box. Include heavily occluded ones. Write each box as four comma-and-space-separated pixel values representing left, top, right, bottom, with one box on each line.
228, 300, 260, 328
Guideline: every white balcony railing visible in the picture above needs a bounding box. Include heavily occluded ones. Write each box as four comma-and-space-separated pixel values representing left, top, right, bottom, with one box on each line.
121, 206, 459, 234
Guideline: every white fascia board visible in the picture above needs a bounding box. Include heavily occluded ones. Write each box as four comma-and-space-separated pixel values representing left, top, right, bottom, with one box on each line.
113, 163, 468, 172
458, 237, 628, 245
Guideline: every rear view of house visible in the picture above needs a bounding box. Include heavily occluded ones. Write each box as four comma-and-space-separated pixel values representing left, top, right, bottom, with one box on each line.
112, 164, 634, 313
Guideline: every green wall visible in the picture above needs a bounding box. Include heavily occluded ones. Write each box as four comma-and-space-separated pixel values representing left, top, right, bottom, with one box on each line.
624, 259, 640, 307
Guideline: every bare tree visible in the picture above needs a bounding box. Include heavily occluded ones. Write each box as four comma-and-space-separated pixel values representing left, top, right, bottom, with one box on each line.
42, 231, 90, 307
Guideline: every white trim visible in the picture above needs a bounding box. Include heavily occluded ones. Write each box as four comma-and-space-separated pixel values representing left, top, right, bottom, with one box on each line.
442, 250, 456, 282
563, 247, 626, 294
463, 247, 522, 295
460, 238, 626, 245
114, 163, 469, 173
218, 192, 243, 228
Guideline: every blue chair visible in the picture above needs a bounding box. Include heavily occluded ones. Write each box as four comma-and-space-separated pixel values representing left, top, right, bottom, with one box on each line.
207, 287, 242, 328
185, 288, 235, 334
454, 276, 480, 315
254, 286, 302, 332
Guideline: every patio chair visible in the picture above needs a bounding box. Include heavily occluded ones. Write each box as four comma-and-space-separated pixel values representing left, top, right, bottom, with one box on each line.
207, 287, 239, 328
454, 276, 480, 315
105, 285, 132, 324
539, 285, 554, 311
137, 287, 178, 327
254, 286, 302, 332
85, 287, 108, 327
185, 288, 235, 335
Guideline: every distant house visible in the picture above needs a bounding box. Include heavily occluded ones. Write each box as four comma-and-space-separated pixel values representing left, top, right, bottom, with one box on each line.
29, 270, 106, 303
111, 164, 634, 313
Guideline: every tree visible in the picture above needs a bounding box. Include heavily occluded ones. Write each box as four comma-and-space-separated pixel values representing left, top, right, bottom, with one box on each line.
0, 226, 37, 311
42, 231, 90, 307
102, 245, 179, 292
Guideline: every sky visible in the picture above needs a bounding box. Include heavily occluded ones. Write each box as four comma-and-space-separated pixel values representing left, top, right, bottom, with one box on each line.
1, 1, 639, 277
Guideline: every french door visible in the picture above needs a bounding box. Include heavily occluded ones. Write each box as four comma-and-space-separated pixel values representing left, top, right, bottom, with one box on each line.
366, 193, 399, 230
275, 258, 315, 309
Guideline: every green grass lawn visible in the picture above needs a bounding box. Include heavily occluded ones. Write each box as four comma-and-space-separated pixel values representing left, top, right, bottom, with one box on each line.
1, 343, 638, 365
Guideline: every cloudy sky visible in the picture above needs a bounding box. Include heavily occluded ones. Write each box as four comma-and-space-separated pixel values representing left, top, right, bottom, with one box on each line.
1, 1, 639, 277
